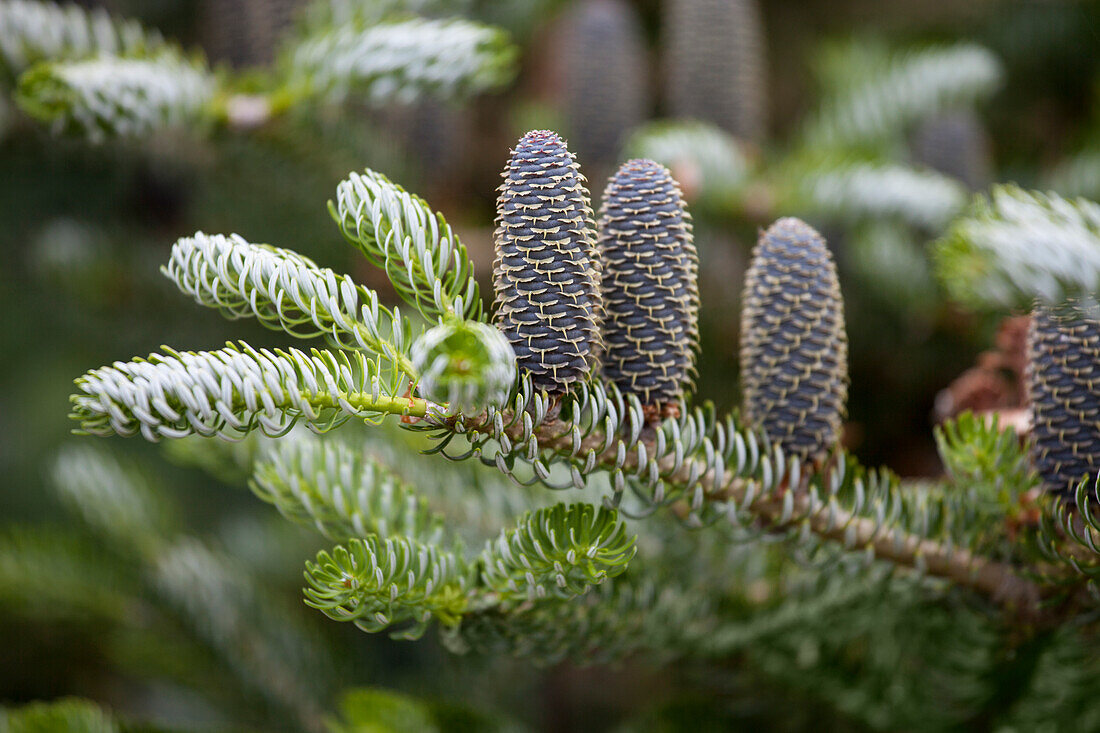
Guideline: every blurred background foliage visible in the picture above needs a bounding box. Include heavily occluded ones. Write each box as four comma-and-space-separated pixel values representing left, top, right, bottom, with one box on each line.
3, 0, 1100, 731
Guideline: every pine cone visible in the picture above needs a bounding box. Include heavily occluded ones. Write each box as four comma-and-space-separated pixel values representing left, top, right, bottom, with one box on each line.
1027, 301, 1100, 498
561, 0, 648, 173
662, 0, 767, 143
910, 110, 992, 191
201, 0, 306, 68
740, 218, 848, 462
598, 159, 698, 411
493, 130, 602, 394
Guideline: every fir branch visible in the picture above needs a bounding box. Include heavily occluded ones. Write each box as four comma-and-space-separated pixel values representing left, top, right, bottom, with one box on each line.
161, 433, 267, 486
846, 221, 937, 308
432, 378, 1043, 614
448, 573, 713, 665
357, 423, 552, 546
287, 17, 517, 105
331, 169, 483, 321
16, 53, 215, 143
49, 445, 334, 730
799, 160, 968, 229
477, 503, 635, 606
0, 0, 164, 75
803, 43, 1002, 150
51, 445, 173, 554
297, 0, 469, 36
70, 341, 439, 442
934, 185, 1100, 310
1034, 476, 1100, 583
153, 538, 331, 727
935, 412, 1035, 497
741, 576, 1001, 731
0, 526, 136, 621
163, 231, 416, 375
251, 436, 446, 544
303, 535, 468, 639
327, 688, 438, 733
996, 625, 1100, 730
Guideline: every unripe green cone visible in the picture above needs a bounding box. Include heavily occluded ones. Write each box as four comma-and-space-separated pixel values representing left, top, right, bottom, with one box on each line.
740, 218, 848, 462
1027, 300, 1100, 498
493, 130, 602, 394
598, 159, 699, 410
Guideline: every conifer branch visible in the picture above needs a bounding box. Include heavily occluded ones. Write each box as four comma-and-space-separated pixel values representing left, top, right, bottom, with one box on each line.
440, 383, 1044, 615
934, 412, 1034, 496
447, 573, 712, 664
799, 160, 968, 229
2, 698, 121, 733
803, 43, 1002, 149
935, 185, 1100, 310
624, 120, 751, 204
49, 445, 333, 730
287, 17, 517, 105
251, 437, 446, 545
0, 526, 136, 620
16, 53, 215, 142
164, 232, 417, 376
477, 503, 635, 606
304, 535, 468, 640
70, 342, 438, 442
1046, 147, 1100, 200
331, 169, 483, 321
0, 0, 164, 75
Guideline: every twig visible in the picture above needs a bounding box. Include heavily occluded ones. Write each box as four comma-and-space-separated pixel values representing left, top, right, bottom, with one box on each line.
448, 410, 1047, 617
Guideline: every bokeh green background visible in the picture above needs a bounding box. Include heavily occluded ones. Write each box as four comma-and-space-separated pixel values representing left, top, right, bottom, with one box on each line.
3, 1, 1100, 730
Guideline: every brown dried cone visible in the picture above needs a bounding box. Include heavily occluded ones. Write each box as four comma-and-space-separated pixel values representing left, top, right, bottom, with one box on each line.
598, 159, 699, 415
1027, 300, 1100, 499
663, 0, 767, 143
493, 130, 602, 394
560, 0, 648, 176
740, 218, 848, 463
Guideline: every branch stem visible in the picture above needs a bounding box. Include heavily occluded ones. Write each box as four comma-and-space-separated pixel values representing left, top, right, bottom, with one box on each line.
312, 391, 431, 419
459, 411, 1045, 617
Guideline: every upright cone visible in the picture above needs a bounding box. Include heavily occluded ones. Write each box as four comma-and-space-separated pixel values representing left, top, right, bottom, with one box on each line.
1027, 300, 1100, 498
663, 0, 767, 143
740, 218, 848, 462
598, 159, 698, 412
560, 0, 648, 175
493, 130, 602, 394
